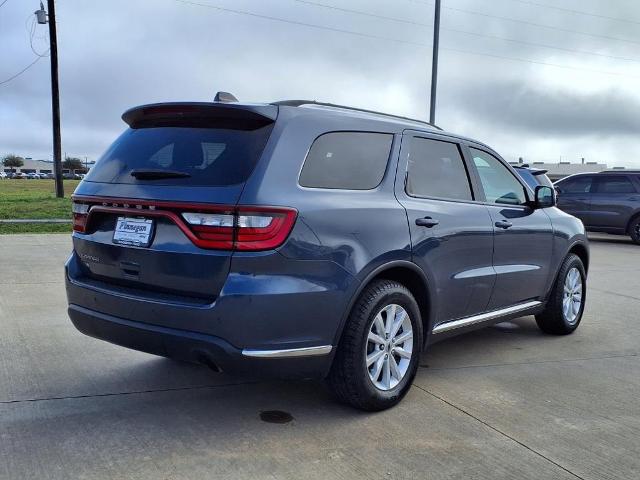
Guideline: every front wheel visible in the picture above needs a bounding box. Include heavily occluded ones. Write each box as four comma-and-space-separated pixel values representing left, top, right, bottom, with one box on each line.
327, 280, 423, 411
629, 217, 640, 245
536, 254, 586, 335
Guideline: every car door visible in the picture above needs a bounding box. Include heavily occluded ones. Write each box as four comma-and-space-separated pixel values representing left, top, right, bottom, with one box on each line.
465, 145, 554, 310
589, 175, 640, 231
395, 132, 495, 324
554, 175, 594, 226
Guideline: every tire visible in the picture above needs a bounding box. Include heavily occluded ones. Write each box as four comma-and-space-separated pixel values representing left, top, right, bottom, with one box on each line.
628, 216, 640, 245
536, 254, 586, 335
327, 280, 423, 411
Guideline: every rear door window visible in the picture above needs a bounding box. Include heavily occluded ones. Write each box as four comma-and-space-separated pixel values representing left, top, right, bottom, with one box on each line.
85, 124, 273, 186
405, 137, 473, 201
596, 176, 637, 194
299, 132, 393, 190
556, 176, 593, 194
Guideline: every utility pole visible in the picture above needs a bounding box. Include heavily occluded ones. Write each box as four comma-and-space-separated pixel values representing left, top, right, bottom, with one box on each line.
36, 1, 63, 198
429, 0, 441, 125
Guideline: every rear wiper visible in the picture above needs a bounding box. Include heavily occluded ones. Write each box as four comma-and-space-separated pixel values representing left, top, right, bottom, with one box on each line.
131, 169, 191, 180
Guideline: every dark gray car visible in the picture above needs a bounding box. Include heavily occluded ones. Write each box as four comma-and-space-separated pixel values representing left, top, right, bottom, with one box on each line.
555, 171, 640, 244
66, 98, 589, 410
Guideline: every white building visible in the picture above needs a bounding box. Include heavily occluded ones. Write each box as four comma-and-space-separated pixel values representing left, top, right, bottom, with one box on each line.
509, 159, 611, 181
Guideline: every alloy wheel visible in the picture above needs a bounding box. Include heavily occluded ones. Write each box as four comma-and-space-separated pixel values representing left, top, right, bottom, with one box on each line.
365, 304, 413, 391
563, 267, 583, 325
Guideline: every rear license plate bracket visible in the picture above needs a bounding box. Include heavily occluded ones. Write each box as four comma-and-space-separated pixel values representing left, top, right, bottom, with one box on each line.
113, 217, 155, 247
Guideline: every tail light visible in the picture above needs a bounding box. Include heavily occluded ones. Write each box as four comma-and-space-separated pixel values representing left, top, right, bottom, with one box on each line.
72, 202, 90, 232
72, 197, 297, 252
181, 207, 297, 251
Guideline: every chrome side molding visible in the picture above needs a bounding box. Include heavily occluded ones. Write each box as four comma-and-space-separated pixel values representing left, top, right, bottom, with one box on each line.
432, 301, 542, 334
242, 345, 333, 358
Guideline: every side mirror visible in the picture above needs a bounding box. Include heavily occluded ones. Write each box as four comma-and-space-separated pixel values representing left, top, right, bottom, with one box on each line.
534, 185, 556, 208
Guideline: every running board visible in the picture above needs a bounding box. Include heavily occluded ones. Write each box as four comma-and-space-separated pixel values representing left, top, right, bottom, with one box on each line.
432, 301, 542, 334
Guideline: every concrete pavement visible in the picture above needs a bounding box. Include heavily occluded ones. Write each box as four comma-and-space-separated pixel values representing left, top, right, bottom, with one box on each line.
0, 233, 638, 479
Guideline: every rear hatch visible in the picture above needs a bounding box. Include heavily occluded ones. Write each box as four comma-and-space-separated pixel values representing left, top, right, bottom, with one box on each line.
70, 102, 278, 304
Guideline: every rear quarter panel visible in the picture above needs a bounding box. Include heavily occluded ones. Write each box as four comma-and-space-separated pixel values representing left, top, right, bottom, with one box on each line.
238, 109, 413, 344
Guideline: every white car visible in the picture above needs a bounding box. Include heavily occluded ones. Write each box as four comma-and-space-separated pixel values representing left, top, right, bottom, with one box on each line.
0, 171, 7, 179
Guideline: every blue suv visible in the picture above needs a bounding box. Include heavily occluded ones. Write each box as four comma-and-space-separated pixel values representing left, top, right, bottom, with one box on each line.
66, 98, 589, 410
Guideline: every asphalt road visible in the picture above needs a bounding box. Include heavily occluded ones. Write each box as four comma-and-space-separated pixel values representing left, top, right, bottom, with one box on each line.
1, 233, 638, 479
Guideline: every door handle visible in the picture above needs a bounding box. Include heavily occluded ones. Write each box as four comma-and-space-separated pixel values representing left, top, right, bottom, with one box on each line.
495, 220, 513, 229
415, 217, 439, 228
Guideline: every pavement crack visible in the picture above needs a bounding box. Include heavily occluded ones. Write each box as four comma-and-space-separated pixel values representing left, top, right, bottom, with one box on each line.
413, 384, 586, 480
589, 287, 640, 302
422, 352, 638, 371
0, 380, 261, 405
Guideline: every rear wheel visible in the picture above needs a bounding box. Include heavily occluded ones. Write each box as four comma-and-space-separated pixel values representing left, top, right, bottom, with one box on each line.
327, 280, 423, 411
536, 254, 586, 335
629, 216, 640, 245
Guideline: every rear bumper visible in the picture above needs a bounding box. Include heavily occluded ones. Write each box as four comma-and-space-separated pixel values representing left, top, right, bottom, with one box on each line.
68, 303, 334, 379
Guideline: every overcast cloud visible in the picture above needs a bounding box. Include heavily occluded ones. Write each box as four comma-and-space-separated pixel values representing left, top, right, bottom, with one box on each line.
1, 0, 640, 166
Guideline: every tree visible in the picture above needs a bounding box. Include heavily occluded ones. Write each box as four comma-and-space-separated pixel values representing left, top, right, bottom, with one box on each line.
63, 156, 85, 173
2, 154, 24, 172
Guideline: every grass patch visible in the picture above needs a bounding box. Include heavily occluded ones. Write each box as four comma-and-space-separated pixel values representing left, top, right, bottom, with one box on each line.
0, 223, 72, 234
0, 179, 79, 233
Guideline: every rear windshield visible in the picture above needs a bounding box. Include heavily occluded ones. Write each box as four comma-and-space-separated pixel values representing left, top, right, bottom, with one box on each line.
85, 125, 273, 186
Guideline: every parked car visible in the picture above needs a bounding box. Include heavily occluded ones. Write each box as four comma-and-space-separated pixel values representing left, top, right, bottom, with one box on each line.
0, 171, 7, 179
555, 171, 640, 244
12, 172, 25, 179
42, 173, 55, 179
513, 164, 554, 190
66, 98, 589, 410
25, 172, 40, 179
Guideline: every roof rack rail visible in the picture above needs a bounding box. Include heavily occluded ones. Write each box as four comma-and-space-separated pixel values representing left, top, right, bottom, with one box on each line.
272, 100, 442, 130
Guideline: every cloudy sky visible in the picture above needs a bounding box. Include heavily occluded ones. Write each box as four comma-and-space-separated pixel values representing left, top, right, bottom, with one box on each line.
1, 0, 639, 166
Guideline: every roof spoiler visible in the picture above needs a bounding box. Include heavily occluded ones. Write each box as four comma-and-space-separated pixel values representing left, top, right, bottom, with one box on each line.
122, 102, 278, 130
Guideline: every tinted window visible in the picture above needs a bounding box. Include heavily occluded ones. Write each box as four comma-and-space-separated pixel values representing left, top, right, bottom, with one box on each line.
299, 132, 393, 189
406, 138, 472, 200
556, 176, 593, 194
514, 168, 538, 190
597, 176, 636, 194
471, 149, 527, 205
85, 125, 273, 186
535, 172, 554, 188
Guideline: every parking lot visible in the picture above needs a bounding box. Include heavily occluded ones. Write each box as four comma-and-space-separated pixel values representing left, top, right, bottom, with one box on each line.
1, 233, 638, 480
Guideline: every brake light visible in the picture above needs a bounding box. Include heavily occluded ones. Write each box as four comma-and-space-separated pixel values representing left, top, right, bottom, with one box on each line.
181, 207, 297, 251
72, 202, 90, 232
235, 210, 297, 251
72, 196, 297, 251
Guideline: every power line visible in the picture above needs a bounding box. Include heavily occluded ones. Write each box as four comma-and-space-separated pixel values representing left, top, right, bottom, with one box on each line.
0, 55, 46, 86
441, 46, 640, 80
0, 0, 11, 9
292, 0, 431, 28
293, 0, 640, 64
504, 0, 640, 27
174, 0, 426, 47
173, 0, 640, 79
404, 0, 640, 46
444, 26, 640, 64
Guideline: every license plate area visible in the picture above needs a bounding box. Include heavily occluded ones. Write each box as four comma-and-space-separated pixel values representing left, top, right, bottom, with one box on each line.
113, 217, 154, 247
